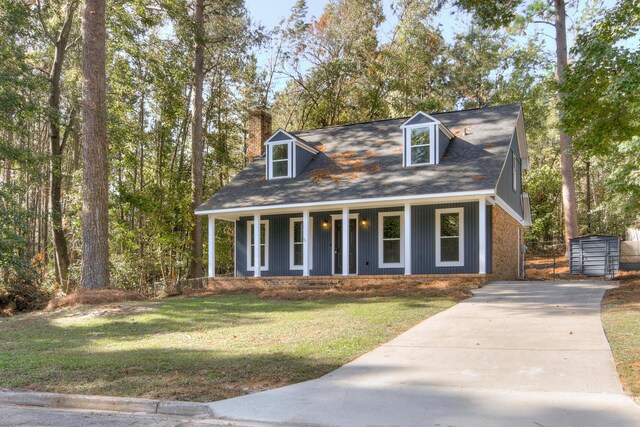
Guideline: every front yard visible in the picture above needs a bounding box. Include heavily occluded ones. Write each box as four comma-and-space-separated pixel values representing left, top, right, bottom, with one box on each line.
0, 294, 455, 402
602, 272, 640, 399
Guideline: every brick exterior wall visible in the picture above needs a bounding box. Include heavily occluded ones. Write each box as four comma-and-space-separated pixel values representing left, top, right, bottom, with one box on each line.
491, 204, 524, 279
247, 109, 272, 161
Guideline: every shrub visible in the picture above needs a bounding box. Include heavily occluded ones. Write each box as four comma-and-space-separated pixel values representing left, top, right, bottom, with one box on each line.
0, 279, 50, 316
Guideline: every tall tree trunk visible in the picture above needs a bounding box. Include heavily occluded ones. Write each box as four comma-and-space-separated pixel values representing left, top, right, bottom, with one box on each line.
4, 131, 12, 184
188, 0, 205, 279
81, 0, 110, 289
49, 0, 77, 289
585, 159, 591, 233
555, 0, 578, 250
138, 93, 146, 289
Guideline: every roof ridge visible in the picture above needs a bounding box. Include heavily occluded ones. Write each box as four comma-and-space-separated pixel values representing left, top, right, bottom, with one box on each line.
291, 116, 407, 134
289, 103, 522, 134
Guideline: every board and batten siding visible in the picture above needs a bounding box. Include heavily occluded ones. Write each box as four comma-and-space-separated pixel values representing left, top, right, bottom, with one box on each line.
235, 202, 487, 276
236, 212, 341, 277
269, 130, 291, 141
438, 129, 450, 162
352, 207, 406, 275
236, 213, 304, 277
295, 145, 315, 176
496, 129, 524, 218
411, 202, 480, 274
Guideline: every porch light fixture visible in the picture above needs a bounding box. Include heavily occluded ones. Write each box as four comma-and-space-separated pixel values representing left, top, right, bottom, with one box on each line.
361, 218, 367, 226
322, 220, 330, 228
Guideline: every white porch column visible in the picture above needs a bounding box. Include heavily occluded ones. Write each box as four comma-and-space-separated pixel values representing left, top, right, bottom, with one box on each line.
479, 196, 487, 274
342, 207, 349, 276
208, 216, 215, 278
253, 213, 261, 277
302, 210, 310, 277
404, 203, 412, 275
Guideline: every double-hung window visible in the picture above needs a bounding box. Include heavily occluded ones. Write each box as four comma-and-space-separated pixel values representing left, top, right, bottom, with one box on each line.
436, 208, 464, 267
270, 142, 290, 178
378, 212, 404, 268
408, 126, 432, 165
247, 220, 268, 271
401, 112, 453, 167
290, 217, 313, 270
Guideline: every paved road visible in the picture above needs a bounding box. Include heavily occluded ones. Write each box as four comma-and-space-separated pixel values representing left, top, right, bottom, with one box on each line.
0, 403, 257, 427
209, 281, 640, 426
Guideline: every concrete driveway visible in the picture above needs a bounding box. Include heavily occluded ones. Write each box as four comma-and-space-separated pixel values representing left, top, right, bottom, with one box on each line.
208, 281, 640, 426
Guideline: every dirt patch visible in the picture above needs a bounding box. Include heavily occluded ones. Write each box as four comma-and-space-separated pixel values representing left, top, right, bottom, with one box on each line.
523, 257, 633, 281
47, 289, 146, 311
524, 257, 583, 280
71, 304, 155, 320
186, 279, 482, 302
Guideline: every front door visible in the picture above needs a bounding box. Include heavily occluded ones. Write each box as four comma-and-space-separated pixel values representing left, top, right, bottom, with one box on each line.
334, 218, 357, 275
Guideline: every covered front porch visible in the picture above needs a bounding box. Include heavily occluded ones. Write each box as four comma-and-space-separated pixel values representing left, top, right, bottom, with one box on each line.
203, 191, 510, 279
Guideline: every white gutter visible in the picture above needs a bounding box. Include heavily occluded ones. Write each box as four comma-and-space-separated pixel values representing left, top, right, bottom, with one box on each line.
195, 189, 495, 216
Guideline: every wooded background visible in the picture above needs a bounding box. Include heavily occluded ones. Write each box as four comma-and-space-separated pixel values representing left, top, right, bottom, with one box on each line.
0, 0, 638, 295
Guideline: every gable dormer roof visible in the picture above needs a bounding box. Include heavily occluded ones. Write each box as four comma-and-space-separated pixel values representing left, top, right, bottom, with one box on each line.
401, 111, 455, 140
265, 129, 319, 155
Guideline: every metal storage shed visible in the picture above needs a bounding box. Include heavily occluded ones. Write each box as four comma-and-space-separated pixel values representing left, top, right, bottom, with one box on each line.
569, 235, 620, 277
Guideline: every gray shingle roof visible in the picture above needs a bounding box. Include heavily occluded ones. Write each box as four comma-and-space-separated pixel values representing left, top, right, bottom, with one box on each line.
196, 104, 521, 213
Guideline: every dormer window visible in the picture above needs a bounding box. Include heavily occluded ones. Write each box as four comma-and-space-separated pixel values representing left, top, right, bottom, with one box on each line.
401, 111, 454, 167
264, 129, 320, 181
270, 142, 291, 178
408, 126, 435, 165
265, 130, 295, 180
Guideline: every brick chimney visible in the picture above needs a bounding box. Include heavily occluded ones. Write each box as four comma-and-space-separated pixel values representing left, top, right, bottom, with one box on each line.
247, 108, 272, 161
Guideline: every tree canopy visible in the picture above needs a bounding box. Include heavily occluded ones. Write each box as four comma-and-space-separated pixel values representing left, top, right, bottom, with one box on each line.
0, 0, 637, 298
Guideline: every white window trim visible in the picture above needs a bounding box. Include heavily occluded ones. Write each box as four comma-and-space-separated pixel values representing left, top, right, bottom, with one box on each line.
512, 152, 518, 192
289, 217, 313, 270
378, 211, 404, 268
403, 123, 438, 167
267, 141, 293, 180
435, 207, 464, 267
247, 220, 269, 271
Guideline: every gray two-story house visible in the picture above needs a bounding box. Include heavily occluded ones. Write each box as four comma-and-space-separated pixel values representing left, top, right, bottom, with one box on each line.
196, 104, 532, 282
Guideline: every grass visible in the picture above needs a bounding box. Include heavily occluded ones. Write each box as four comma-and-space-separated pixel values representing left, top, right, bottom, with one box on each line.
602, 271, 640, 400
0, 294, 455, 402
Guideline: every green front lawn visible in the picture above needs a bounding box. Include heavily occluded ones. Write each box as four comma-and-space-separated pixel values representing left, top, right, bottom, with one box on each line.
602, 273, 640, 399
0, 294, 454, 401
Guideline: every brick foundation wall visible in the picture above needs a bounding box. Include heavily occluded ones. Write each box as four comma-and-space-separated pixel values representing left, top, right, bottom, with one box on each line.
209, 274, 490, 289
491, 204, 523, 279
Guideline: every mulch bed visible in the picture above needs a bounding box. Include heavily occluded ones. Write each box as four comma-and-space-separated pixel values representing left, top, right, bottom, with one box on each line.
184, 279, 485, 302
47, 289, 146, 311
